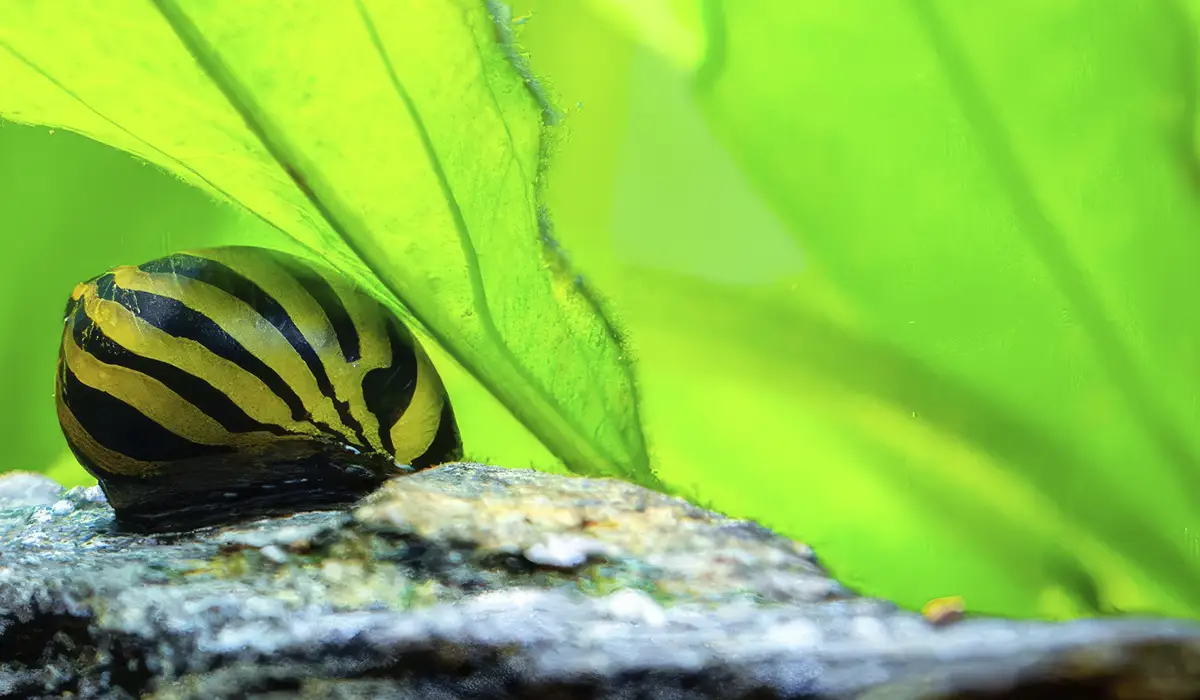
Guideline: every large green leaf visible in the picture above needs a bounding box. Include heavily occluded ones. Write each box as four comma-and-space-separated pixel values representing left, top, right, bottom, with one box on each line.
517, 1, 1200, 619
692, 0, 1200, 615
0, 1, 653, 486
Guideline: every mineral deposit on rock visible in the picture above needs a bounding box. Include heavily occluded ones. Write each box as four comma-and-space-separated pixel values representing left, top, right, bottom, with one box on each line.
2, 464, 1200, 699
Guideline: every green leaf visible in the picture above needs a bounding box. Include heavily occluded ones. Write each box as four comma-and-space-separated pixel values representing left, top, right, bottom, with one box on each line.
0, 1, 655, 486
693, 0, 1200, 615
581, 0, 704, 72
520, 0, 1200, 618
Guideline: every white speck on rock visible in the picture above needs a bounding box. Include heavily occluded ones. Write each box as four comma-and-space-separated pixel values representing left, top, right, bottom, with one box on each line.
67, 485, 107, 504
758, 570, 838, 602
763, 619, 823, 648
524, 534, 612, 568
260, 545, 288, 564
322, 561, 348, 582
217, 521, 332, 549
605, 589, 667, 627
472, 588, 552, 612
50, 499, 75, 515
851, 615, 892, 645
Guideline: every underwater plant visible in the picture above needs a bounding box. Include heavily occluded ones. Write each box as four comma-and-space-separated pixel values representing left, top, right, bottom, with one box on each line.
2, 0, 1200, 622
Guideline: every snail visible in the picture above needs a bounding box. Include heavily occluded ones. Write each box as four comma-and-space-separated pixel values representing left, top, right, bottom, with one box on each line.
54, 245, 462, 532
921, 595, 966, 626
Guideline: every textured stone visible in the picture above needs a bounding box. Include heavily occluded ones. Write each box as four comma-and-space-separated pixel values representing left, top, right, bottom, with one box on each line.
0, 462, 1199, 699
0, 471, 64, 509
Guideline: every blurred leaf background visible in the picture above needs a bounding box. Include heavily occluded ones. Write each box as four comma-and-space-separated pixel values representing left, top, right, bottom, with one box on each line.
3, 0, 1200, 622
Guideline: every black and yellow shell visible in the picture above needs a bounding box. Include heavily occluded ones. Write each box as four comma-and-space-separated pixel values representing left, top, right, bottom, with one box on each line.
54, 245, 462, 532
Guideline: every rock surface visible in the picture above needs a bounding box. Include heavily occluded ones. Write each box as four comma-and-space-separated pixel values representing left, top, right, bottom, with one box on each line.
0, 463, 1199, 699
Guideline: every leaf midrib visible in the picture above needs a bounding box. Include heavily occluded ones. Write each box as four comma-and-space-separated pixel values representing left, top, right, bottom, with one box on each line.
149, 0, 649, 482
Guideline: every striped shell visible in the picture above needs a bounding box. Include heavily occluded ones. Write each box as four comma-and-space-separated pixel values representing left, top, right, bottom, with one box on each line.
55, 246, 461, 531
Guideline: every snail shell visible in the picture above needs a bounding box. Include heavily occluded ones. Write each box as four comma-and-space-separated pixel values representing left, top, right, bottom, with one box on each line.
54, 246, 461, 532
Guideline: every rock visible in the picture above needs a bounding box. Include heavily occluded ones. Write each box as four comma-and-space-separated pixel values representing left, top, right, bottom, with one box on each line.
0, 471, 64, 509
0, 462, 1197, 699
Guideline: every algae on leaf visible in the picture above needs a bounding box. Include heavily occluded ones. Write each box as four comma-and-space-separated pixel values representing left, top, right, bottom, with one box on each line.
0, 0, 656, 488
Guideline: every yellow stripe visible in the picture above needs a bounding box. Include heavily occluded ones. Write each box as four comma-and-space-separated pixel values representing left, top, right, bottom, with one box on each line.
56, 372, 333, 480
56, 364, 159, 478
321, 277, 429, 460
336, 286, 392, 372
389, 342, 446, 462
190, 248, 387, 451
79, 286, 315, 437
327, 273, 397, 449
62, 329, 236, 447
109, 264, 356, 438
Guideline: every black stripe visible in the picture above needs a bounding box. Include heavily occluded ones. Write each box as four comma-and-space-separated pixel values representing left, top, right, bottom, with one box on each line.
140, 254, 369, 447
268, 252, 362, 363
64, 297, 80, 323
58, 352, 108, 483
361, 317, 419, 456
69, 303, 290, 438
93, 273, 323, 431
410, 396, 463, 469
58, 362, 235, 463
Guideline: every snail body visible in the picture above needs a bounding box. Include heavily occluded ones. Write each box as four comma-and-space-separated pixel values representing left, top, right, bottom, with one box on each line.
54, 246, 461, 532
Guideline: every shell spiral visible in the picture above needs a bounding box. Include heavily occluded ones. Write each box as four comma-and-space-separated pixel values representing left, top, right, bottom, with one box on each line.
54, 246, 462, 532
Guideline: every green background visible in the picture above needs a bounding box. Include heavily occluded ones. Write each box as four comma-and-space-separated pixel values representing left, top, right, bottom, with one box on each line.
3, 0, 1200, 623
